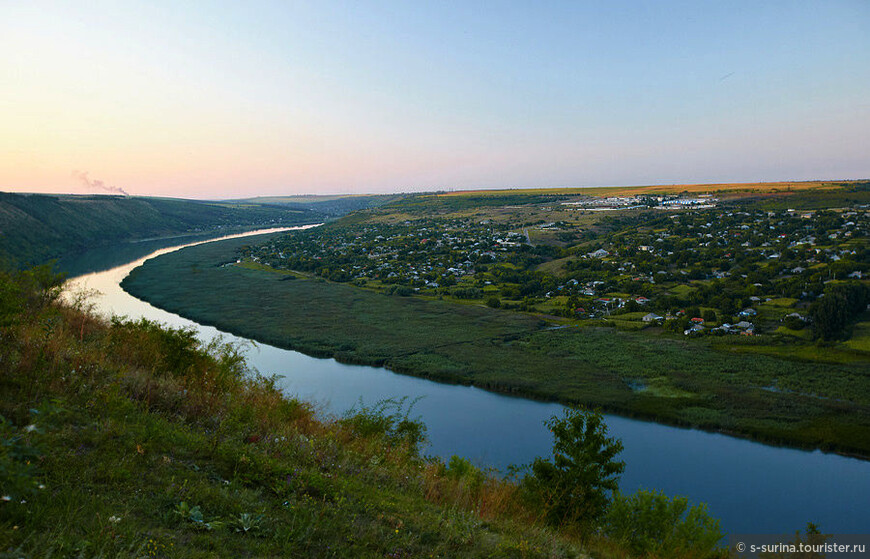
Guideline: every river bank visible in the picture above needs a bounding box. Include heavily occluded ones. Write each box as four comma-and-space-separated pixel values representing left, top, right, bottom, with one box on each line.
4, 262, 614, 558
63, 229, 870, 535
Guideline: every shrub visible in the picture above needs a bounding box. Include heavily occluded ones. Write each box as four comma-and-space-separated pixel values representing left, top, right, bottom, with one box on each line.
444, 455, 486, 492
604, 489, 724, 557
108, 318, 247, 394
485, 296, 501, 308
341, 397, 427, 453
0, 264, 64, 326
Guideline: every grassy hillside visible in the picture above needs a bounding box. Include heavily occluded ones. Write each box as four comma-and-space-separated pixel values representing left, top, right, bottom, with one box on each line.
0, 192, 323, 271
231, 194, 404, 217
431, 180, 868, 199
0, 266, 728, 558
121, 235, 870, 459
359, 180, 868, 217
232, 180, 869, 221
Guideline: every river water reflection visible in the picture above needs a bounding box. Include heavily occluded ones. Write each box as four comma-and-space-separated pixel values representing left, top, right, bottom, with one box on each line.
66, 229, 870, 535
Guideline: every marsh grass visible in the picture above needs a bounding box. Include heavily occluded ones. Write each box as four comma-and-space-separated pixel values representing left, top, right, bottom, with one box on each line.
122, 237, 870, 458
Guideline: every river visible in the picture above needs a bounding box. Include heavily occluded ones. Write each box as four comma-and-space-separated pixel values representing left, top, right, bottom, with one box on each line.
65, 228, 870, 535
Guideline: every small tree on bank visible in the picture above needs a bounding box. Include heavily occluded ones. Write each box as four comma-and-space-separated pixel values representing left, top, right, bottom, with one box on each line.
522, 407, 625, 531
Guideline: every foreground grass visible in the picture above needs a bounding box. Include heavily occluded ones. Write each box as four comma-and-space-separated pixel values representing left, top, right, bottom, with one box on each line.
5, 267, 691, 558
121, 235, 870, 459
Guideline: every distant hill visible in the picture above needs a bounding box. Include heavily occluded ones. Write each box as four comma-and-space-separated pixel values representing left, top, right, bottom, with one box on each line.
232, 194, 405, 217
431, 179, 870, 198
0, 192, 323, 271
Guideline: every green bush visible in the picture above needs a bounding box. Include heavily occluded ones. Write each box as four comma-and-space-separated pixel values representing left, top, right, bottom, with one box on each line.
444, 455, 486, 492
108, 318, 247, 393
451, 287, 483, 300
604, 489, 724, 557
341, 397, 427, 453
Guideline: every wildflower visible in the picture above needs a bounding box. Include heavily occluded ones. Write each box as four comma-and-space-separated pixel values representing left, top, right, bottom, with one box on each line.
37, 484, 45, 490
24, 424, 37, 433
108, 515, 121, 523
1, 496, 10, 502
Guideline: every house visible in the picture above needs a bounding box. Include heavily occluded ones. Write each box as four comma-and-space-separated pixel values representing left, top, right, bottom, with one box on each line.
588, 248, 610, 258
783, 312, 807, 322
684, 324, 705, 336
635, 296, 650, 305
690, 317, 704, 324
642, 313, 663, 323
739, 308, 757, 317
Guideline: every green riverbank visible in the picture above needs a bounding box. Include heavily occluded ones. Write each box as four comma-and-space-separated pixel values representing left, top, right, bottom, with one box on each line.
121, 234, 870, 459
3, 265, 613, 558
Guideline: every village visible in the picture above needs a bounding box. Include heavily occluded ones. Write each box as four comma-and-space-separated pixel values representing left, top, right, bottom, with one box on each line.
559, 193, 717, 211
242, 199, 868, 340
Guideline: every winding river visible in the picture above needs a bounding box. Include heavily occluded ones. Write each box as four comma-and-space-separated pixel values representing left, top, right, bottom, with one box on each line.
66, 228, 870, 535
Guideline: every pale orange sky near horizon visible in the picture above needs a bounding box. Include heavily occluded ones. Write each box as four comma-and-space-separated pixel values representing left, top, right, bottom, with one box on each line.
2, 2, 868, 199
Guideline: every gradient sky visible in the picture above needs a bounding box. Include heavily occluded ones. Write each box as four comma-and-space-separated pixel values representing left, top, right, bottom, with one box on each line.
2, 1, 868, 198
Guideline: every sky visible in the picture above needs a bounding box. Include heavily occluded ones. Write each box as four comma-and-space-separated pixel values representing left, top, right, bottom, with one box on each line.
1, 1, 868, 199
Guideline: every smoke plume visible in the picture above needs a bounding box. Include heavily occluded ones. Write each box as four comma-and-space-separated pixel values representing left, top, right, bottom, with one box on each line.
71, 170, 130, 196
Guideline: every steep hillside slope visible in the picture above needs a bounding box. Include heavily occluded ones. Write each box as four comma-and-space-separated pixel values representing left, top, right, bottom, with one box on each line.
0, 193, 323, 270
